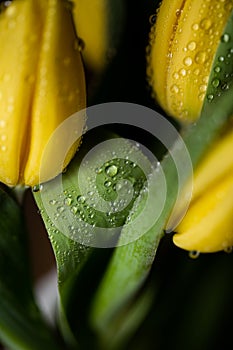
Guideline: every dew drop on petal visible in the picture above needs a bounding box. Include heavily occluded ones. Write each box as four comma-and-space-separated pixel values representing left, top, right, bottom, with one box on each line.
171, 84, 180, 93
224, 246, 233, 254
192, 23, 199, 31
189, 250, 200, 259
195, 51, 208, 64
173, 72, 179, 80
183, 57, 193, 66
187, 41, 197, 51
0, 120, 6, 128
179, 68, 187, 76
149, 14, 156, 25
200, 18, 212, 30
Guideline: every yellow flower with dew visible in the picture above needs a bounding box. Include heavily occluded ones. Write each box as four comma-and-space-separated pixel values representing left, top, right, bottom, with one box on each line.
148, 0, 233, 253
148, 0, 233, 122
0, 0, 86, 187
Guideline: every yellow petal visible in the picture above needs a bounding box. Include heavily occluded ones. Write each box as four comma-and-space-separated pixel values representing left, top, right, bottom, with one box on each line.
72, 0, 108, 74
148, 0, 232, 122
0, 0, 86, 187
0, 0, 42, 186
173, 173, 233, 252
192, 126, 233, 201
24, 0, 86, 186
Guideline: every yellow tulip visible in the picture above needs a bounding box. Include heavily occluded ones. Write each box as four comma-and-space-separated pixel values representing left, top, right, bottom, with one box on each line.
0, 0, 86, 187
174, 127, 233, 253
148, 0, 233, 122
72, 0, 108, 74
148, 0, 233, 252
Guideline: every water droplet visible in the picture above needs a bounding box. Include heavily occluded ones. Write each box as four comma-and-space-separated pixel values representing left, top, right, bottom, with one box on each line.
77, 38, 85, 52
195, 51, 208, 64
57, 206, 64, 213
1, 134, 6, 141
193, 68, 200, 75
224, 246, 233, 253
218, 56, 225, 62
49, 199, 57, 205
149, 14, 156, 25
200, 18, 212, 30
198, 93, 205, 101
179, 68, 187, 76
1, 145, 6, 152
214, 66, 221, 73
173, 72, 179, 80
71, 206, 78, 214
207, 94, 214, 101
212, 78, 220, 88
192, 23, 199, 31
171, 84, 180, 94
32, 184, 43, 192
77, 195, 85, 203
176, 9, 182, 16
183, 57, 192, 66
105, 165, 118, 177
104, 181, 112, 188
64, 197, 73, 206
221, 82, 229, 90
187, 41, 197, 51
0, 120, 6, 128
189, 250, 200, 259
221, 33, 230, 43
95, 167, 102, 174
199, 84, 207, 92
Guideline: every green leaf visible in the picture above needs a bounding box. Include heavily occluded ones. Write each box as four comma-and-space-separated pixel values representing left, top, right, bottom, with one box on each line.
90, 82, 233, 347
33, 128, 151, 346
0, 187, 61, 350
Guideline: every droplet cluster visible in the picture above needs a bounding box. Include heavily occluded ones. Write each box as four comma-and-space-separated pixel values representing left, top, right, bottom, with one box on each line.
35, 139, 150, 247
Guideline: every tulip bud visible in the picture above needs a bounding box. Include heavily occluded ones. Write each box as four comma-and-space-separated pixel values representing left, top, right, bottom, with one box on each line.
147, 0, 233, 122
0, 0, 86, 187
173, 126, 233, 253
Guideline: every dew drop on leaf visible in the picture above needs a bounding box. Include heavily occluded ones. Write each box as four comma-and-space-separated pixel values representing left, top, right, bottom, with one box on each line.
218, 56, 225, 62
221, 33, 230, 43
214, 66, 221, 73
49, 199, 57, 205
77, 195, 85, 204
212, 78, 220, 88
32, 184, 43, 192
104, 181, 112, 188
64, 197, 73, 206
105, 165, 118, 177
